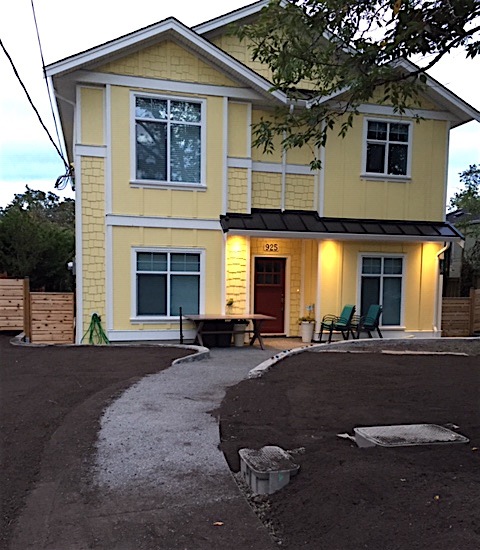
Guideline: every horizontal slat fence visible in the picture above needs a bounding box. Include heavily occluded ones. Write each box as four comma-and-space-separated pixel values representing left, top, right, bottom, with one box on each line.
29, 293, 74, 344
0, 277, 74, 344
473, 289, 480, 334
0, 278, 24, 330
442, 288, 480, 337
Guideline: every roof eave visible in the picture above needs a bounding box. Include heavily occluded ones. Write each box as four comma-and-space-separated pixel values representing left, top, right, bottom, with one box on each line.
225, 228, 463, 243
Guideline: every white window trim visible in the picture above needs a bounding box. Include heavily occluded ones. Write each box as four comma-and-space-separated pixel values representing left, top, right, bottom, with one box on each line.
130, 91, 207, 188
357, 253, 406, 328
131, 247, 205, 321
361, 118, 412, 180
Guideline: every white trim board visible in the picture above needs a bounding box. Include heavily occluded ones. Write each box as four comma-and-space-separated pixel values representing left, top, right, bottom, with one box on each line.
107, 329, 196, 342
76, 71, 266, 102
106, 215, 221, 230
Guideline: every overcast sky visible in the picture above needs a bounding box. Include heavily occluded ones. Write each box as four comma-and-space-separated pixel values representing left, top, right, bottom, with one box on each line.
0, 0, 479, 208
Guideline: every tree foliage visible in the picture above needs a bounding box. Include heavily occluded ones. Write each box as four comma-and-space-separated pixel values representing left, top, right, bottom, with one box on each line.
449, 164, 480, 288
0, 187, 75, 291
236, 0, 480, 164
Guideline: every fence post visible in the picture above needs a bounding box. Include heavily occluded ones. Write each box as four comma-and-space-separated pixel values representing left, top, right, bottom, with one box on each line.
470, 287, 476, 336
23, 277, 31, 343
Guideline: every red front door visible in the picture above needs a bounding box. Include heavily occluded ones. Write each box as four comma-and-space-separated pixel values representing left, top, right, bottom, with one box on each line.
254, 257, 286, 333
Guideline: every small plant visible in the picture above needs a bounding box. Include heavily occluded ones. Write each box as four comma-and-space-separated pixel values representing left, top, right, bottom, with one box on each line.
299, 315, 315, 323
226, 298, 234, 307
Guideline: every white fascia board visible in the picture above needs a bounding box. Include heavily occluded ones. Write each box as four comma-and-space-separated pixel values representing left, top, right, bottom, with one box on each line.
193, 0, 270, 35
226, 229, 462, 243
395, 59, 480, 126
307, 57, 480, 126
45, 18, 287, 105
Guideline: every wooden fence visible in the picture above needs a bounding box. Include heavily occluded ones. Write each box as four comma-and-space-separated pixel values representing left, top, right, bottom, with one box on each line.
0, 278, 74, 344
442, 288, 480, 337
0, 278, 24, 330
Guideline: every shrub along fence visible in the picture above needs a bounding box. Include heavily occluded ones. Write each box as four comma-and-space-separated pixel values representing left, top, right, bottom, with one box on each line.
442, 288, 480, 337
0, 277, 74, 344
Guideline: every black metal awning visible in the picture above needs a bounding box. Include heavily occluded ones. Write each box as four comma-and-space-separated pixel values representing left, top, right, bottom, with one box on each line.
220, 209, 463, 242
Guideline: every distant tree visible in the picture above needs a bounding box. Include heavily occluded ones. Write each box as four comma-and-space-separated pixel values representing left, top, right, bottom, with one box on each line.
449, 164, 480, 291
0, 187, 75, 291
236, 0, 480, 165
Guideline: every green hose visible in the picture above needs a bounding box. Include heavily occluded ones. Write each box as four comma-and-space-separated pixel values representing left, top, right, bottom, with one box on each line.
81, 313, 110, 344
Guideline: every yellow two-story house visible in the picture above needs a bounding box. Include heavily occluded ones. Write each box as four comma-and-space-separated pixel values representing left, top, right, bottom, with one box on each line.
46, 1, 478, 343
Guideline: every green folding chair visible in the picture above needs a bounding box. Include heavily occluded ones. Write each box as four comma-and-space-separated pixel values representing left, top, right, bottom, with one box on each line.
319, 304, 356, 343
355, 305, 383, 339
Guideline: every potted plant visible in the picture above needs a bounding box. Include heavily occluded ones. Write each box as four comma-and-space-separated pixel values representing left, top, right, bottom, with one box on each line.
298, 316, 315, 343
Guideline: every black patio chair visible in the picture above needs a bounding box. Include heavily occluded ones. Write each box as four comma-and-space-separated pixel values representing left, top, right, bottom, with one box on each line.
354, 304, 383, 339
318, 304, 356, 343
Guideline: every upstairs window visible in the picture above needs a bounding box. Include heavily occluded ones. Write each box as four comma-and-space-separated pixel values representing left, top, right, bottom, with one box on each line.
134, 95, 203, 185
364, 120, 411, 177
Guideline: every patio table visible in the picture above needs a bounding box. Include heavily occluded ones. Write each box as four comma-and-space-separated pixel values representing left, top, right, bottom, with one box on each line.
185, 314, 275, 350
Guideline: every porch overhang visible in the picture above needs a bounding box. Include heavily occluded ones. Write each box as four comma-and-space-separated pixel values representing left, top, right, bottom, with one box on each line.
220, 209, 464, 243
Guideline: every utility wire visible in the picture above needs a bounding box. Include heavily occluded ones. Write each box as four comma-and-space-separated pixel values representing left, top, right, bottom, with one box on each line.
0, 37, 69, 170
30, 0, 65, 162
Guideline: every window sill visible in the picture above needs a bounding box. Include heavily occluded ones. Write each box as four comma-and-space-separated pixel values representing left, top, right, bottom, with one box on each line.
130, 180, 207, 191
360, 174, 411, 183
130, 317, 182, 324
380, 326, 406, 330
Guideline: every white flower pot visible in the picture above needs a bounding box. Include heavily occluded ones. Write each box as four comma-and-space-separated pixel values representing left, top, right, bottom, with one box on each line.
233, 323, 248, 347
300, 322, 315, 343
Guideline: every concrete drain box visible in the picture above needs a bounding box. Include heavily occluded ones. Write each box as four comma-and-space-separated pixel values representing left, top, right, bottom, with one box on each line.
239, 445, 300, 494
354, 424, 469, 448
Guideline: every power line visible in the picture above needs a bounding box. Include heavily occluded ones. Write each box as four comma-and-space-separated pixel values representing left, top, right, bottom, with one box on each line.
0, 37, 69, 170
30, 0, 65, 162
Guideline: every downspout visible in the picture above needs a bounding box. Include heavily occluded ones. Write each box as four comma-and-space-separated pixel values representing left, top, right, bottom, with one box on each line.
434, 242, 450, 336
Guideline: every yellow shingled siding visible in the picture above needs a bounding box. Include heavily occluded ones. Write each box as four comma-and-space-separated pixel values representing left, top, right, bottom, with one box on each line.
111, 226, 224, 331
251, 172, 282, 209
228, 168, 248, 212
211, 33, 316, 90
81, 157, 106, 334
211, 34, 273, 81
97, 40, 240, 87
80, 87, 104, 145
285, 174, 315, 210
323, 115, 447, 221
225, 235, 249, 316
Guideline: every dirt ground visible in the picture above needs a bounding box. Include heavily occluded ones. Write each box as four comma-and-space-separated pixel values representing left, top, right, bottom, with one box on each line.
1, 333, 480, 550
0, 334, 190, 550
218, 346, 480, 549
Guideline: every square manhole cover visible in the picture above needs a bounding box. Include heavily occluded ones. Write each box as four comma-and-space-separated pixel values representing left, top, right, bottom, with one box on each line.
354, 424, 469, 448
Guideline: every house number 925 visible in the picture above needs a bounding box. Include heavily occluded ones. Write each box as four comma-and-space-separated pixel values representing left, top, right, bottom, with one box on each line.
264, 243, 279, 252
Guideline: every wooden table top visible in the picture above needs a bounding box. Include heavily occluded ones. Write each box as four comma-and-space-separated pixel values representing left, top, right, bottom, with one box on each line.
185, 314, 275, 321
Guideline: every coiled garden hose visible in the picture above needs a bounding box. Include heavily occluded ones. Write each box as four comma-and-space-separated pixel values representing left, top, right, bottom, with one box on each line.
81, 313, 110, 344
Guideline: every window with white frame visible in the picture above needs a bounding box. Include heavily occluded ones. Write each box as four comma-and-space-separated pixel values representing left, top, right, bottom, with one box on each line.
134, 95, 202, 184
364, 120, 411, 177
360, 256, 404, 326
135, 250, 201, 317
